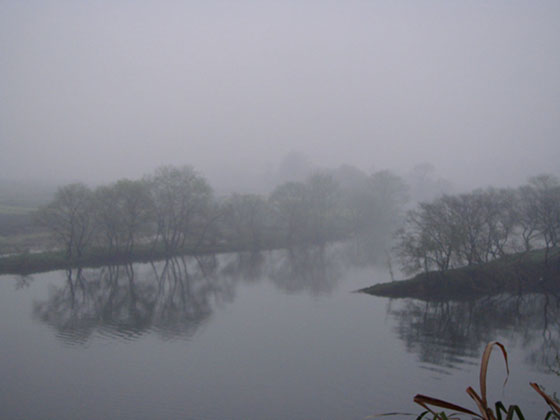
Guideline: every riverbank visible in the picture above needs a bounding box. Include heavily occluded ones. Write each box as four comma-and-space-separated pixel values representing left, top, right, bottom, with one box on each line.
0, 235, 344, 275
361, 247, 560, 300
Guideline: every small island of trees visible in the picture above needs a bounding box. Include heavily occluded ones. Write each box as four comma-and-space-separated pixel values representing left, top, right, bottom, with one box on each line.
395, 174, 560, 275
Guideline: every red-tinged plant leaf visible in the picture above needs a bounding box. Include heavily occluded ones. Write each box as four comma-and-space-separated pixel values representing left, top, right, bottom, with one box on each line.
413, 394, 482, 418
531, 383, 560, 414
413, 400, 441, 419
479, 341, 509, 408
366, 412, 416, 418
466, 386, 494, 420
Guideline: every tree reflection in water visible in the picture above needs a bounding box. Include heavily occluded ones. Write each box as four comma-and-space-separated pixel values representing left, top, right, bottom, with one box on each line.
30, 244, 559, 378
220, 251, 266, 284
267, 245, 342, 296
33, 256, 236, 344
33, 245, 349, 344
388, 291, 560, 374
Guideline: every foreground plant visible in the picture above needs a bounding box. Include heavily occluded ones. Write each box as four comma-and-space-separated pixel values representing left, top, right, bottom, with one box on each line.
412, 341, 560, 420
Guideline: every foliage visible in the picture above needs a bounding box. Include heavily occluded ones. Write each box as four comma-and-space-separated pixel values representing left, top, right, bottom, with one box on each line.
412, 342, 560, 420
374, 342, 559, 420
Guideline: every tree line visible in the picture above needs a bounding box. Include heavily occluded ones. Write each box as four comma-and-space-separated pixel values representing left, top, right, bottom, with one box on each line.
37, 164, 409, 261
396, 174, 560, 274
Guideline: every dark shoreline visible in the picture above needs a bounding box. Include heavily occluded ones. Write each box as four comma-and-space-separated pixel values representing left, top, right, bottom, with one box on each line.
360, 248, 560, 301
0, 237, 339, 276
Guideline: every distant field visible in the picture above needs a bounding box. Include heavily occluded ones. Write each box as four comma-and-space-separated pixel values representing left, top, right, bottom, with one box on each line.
0, 180, 54, 251
0, 204, 36, 215
0, 231, 51, 256
0, 209, 37, 237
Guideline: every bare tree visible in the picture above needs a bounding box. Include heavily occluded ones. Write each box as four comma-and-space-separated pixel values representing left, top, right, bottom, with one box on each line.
223, 193, 270, 249
148, 166, 213, 254
37, 183, 96, 259
395, 198, 460, 274
306, 173, 341, 243
339, 169, 408, 258
524, 175, 560, 261
479, 188, 517, 259
515, 185, 540, 251
395, 176, 560, 276
94, 179, 154, 254
269, 181, 310, 244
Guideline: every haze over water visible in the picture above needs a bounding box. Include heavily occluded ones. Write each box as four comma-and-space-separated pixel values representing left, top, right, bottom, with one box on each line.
1, 2, 560, 419
1, 245, 558, 419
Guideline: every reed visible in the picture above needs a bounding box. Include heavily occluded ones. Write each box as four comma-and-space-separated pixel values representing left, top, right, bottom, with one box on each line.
375, 342, 560, 420
414, 342, 560, 420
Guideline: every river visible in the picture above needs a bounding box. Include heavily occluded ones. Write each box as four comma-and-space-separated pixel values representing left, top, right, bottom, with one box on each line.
0, 243, 558, 419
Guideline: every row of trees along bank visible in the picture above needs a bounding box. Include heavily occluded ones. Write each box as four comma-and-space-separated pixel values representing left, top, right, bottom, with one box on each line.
37, 165, 409, 261
395, 174, 560, 275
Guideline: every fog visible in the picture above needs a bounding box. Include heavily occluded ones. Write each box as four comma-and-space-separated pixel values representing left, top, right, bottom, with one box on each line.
1, 1, 559, 191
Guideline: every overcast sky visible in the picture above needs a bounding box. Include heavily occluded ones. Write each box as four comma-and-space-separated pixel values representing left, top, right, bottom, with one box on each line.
1, 1, 559, 189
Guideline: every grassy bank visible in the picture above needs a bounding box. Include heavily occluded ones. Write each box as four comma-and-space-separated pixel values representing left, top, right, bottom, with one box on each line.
361, 247, 560, 300
0, 235, 341, 276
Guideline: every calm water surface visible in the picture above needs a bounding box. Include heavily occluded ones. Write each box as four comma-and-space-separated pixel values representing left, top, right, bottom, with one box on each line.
1, 244, 558, 419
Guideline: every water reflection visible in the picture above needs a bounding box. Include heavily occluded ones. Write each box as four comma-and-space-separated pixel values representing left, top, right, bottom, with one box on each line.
33, 256, 235, 344
389, 291, 560, 373
268, 246, 342, 296
31, 243, 560, 377
32, 245, 353, 344
220, 251, 266, 284
14, 274, 34, 289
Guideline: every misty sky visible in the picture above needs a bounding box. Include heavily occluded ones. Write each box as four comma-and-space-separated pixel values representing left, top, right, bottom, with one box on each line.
1, 1, 559, 190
